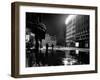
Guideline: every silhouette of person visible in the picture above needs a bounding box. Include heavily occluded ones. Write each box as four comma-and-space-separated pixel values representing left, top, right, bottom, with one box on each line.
51, 44, 54, 56
45, 43, 49, 65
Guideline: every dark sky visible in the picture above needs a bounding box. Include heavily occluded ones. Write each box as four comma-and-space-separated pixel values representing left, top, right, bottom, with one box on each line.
26, 13, 68, 46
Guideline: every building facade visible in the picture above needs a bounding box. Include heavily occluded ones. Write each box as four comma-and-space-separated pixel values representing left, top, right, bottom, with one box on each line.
66, 15, 89, 48
42, 34, 57, 47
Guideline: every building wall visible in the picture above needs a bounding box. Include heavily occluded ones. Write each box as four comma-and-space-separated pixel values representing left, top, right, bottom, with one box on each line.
42, 34, 57, 47
75, 15, 89, 48
66, 15, 89, 48
66, 15, 77, 47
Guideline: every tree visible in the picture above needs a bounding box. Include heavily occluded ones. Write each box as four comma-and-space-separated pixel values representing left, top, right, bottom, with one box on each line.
27, 21, 47, 66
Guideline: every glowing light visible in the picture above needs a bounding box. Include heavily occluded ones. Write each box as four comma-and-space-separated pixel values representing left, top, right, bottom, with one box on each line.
76, 50, 79, 54
75, 42, 79, 47
65, 15, 77, 25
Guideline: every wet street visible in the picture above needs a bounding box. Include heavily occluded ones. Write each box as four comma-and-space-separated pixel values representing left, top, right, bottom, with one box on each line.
26, 47, 89, 67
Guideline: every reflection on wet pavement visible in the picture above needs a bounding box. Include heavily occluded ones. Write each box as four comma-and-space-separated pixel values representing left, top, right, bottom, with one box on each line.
26, 47, 89, 67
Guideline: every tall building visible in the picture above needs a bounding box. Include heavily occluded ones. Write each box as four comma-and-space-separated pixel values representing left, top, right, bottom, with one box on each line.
65, 15, 89, 48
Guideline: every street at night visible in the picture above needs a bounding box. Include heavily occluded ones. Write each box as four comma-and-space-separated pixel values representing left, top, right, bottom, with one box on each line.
26, 13, 90, 67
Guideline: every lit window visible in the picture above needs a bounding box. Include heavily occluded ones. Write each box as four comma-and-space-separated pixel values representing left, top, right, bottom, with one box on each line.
75, 42, 79, 47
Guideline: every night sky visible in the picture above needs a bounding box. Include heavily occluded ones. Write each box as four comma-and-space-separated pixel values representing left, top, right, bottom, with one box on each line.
26, 12, 69, 46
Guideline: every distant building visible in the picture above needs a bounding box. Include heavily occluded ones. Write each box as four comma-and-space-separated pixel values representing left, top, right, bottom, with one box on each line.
65, 15, 89, 48
42, 34, 57, 47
